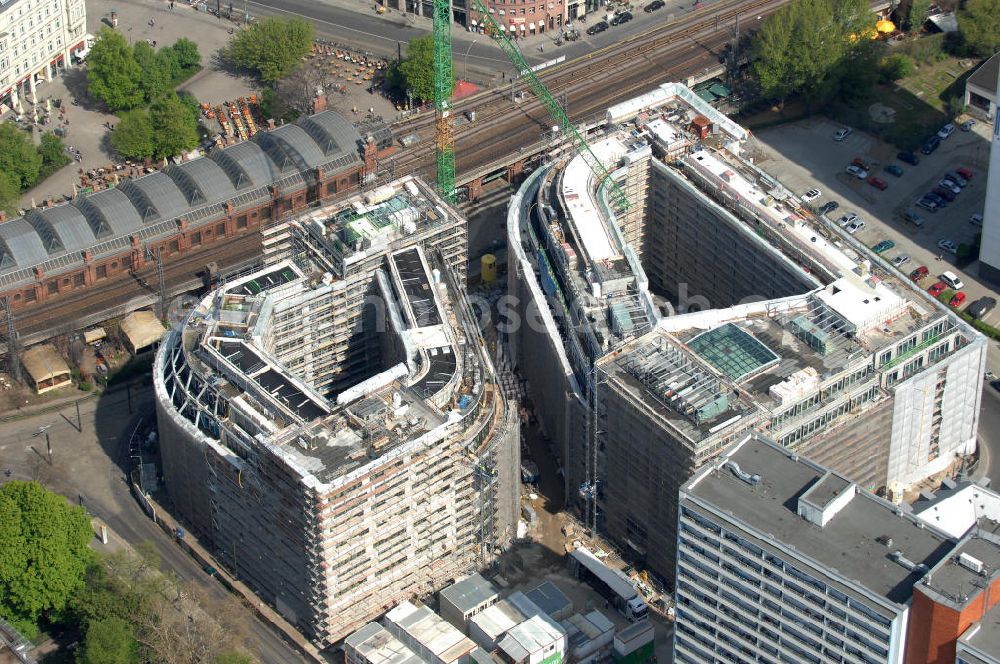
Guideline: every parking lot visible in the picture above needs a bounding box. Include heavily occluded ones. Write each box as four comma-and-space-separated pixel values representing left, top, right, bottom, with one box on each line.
754, 118, 999, 327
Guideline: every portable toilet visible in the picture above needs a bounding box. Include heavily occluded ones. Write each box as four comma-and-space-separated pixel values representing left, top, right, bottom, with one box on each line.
481, 254, 497, 284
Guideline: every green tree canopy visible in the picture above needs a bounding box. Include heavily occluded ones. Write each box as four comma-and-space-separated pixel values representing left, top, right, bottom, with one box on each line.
170, 38, 202, 73
0, 122, 42, 190
86, 28, 144, 111
752, 0, 874, 105
150, 93, 199, 158
112, 110, 156, 160
958, 0, 1000, 57
397, 36, 439, 102
133, 42, 173, 102
79, 617, 138, 664
0, 481, 94, 635
222, 17, 313, 82
38, 132, 71, 179
0, 172, 20, 216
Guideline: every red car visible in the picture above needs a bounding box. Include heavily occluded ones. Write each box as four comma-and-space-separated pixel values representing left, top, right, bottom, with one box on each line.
950, 291, 967, 308
957, 167, 973, 180
909, 266, 929, 282
867, 176, 888, 191
853, 157, 871, 169
928, 281, 947, 297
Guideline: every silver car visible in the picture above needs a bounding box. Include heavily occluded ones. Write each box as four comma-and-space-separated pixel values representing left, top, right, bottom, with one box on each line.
892, 254, 911, 268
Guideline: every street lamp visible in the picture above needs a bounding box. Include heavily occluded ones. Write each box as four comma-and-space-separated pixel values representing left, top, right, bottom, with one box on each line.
464, 38, 480, 81
33, 425, 52, 464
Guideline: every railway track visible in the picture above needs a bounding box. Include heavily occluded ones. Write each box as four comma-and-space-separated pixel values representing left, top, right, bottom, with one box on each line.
387, 0, 786, 181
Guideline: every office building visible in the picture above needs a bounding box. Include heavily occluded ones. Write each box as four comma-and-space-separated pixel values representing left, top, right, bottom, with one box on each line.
153, 176, 519, 645
0, 0, 87, 112
675, 433, 955, 664
977, 61, 1000, 283
507, 81, 986, 584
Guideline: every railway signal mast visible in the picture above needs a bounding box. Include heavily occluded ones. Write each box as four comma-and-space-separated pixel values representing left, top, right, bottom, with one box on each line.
475, 2, 631, 211
434, 0, 457, 203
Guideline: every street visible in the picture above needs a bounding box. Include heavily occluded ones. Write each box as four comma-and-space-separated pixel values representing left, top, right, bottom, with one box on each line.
0, 385, 312, 664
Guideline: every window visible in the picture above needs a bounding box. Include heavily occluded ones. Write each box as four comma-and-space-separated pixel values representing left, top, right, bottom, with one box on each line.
216, 222, 226, 237
236, 215, 247, 229
95, 264, 107, 279
47, 281, 58, 295
191, 231, 202, 246
24, 289, 35, 302
169, 240, 180, 254
111, 261, 118, 270
73, 272, 84, 287
260, 207, 272, 220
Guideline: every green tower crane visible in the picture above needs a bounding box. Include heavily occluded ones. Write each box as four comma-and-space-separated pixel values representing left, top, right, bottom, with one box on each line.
475, 2, 630, 211
434, 0, 456, 203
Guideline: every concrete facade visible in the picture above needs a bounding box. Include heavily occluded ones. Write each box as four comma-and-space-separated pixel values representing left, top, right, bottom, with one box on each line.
154, 176, 519, 646
978, 77, 1000, 284
0, 0, 87, 112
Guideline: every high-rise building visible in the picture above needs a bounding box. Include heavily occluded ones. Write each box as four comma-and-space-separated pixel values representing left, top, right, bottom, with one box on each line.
0, 0, 88, 111
507, 81, 986, 585
675, 433, 954, 664
977, 62, 1000, 283
154, 175, 520, 645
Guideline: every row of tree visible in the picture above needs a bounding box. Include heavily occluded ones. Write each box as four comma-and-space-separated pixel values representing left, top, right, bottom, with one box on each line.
0, 124, 70, 214
87, 29, 201, 112
0, 481, 257, 663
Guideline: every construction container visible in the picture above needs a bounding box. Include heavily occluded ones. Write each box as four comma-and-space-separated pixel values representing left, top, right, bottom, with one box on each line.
612, 621, 655, 664
481, 253, 497, 284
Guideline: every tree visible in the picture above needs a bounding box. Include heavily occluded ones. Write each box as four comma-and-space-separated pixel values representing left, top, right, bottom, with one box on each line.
170, 38, 201, 73
111, 110, 155, 160
958, 0, 1000, 57
133, 42, 173, 102
0, 171, 20, 216
0, 481, 94, 635
38, 132, 71, 179
149, 94, 199, 158
903, 0, 931, 32
86, 28, 144, 111
752, 0, 874, 106
880, 54, 914, 82
397, 36, 438, 102
79, 617, 138, 664
0, 122, 42, 190
222, 17, 313, 82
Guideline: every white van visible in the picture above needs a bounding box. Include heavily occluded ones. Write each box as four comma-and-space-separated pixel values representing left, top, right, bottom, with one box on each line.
941, 271, 964, 289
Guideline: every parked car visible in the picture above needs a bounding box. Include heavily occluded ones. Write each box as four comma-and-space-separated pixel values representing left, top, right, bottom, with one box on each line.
938, 179, 961, 195
820, 200, 840, 215
938, 239, 958, 254
644, 0, 665, 10
916, 198, 939, 213
883, 164, 904, 177
945, 171, 968, 187
925, 191, 949, 206
921, 136, 941, 154
846, 220, 865, 234
610, 11, 633, 25
801, 188, 821, 202
971, 213, 984, 226
949, 291, 967, 308
961, 119, 977, 132
846, 165, 868, 179
901, 209, 925, 226
892, 254, 911, 268
586, 20, 609, 34
957, 167, 974, 180
941, 270, 964, 289
867, 176, 888, 190
968, 297, 998, 319
909, 265, 929, 281
852, 157, 871, 169
932, 186, 957, 202
833, 127, 853, 142
938, 123, 957, 140
838, 213, 860, 227
897, 151, 920, 165
872, 239, 895, 254
928, 281, 947, 297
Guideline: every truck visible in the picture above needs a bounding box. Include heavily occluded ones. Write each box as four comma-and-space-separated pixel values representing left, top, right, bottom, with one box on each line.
568, 547, 648, 622
612, 619, 655, 664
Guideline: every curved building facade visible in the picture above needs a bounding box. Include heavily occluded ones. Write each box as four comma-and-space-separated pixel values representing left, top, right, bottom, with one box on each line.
154, 176, 519, 645
508, 82, 986, 585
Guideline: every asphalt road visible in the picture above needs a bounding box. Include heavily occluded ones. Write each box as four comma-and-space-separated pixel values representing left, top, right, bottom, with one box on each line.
245, 0, 711, 77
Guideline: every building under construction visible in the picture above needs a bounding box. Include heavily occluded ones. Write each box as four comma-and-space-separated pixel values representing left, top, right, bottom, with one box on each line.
154, 175, 519, 646
507, 82, 986, 585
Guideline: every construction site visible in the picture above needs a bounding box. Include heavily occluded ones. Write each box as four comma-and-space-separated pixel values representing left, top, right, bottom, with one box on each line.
153, 175, 520, 646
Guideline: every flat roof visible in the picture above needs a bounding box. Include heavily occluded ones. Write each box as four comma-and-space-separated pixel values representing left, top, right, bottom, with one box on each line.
562, 136, 626, 263
958, 602, 1000, 663
385, 602, 477, 663
498, 615, 564, 661
524, 582, 573, 618
918, 521, 1000, 610
468, 601, 523, 640
439, 574, 498, 614
686, 434, 955, 605
346, 623, 429, 664
688, 323, 780, 383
